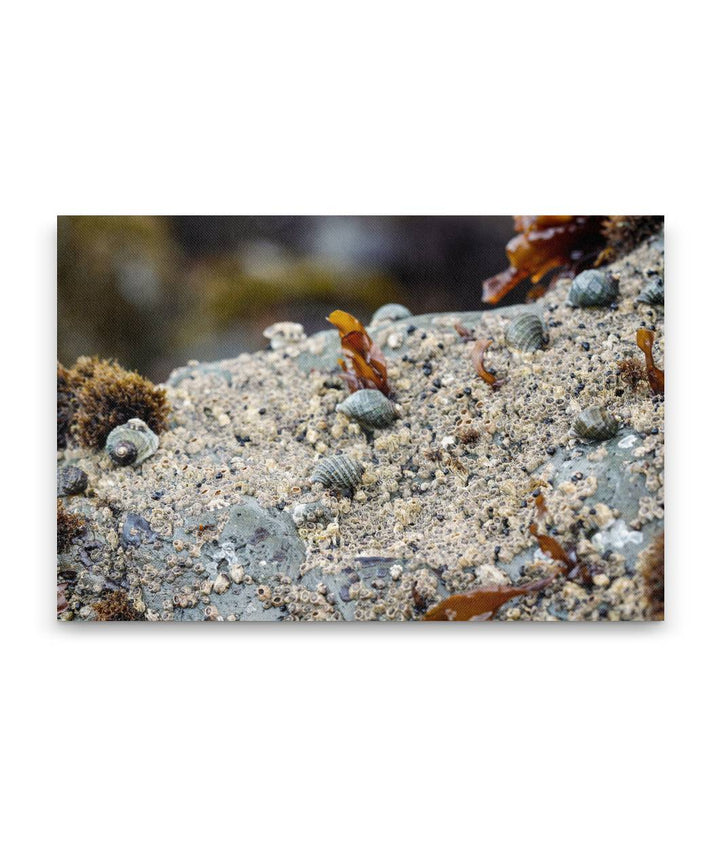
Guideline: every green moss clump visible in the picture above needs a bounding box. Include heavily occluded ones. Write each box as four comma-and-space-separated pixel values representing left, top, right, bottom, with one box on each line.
93, 590, 143, 621
57, 499, 85, 552
67, 356, 170, 449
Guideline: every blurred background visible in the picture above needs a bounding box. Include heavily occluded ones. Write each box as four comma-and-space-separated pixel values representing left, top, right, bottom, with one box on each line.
57, 215, 515, 382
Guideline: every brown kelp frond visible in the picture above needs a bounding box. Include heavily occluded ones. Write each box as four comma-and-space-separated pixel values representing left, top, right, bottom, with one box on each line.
596, 216, 664, 266
423, 494, 592, 621
471, 339, 506, 390
638, 532, 664, 620
68, 357, 170, 449
482, 216, 606, 305
617, 357, 646, 392
423, 575, 556, 621
57, 499, 85, 552
93, 590, 143, 621
636, 329, 665, 395
327, 310, 390, 396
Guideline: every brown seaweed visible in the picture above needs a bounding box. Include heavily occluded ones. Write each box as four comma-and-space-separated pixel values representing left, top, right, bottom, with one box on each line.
470, 339, 505, 390
639, 532, 664, 620
636, 329, 664, 395
57, 583, 69, 616
482, 216, 606, 304
57, 499, 85, 552
327, 310, 390, 396
423, 494, 591, 621
422, 574, 556, 621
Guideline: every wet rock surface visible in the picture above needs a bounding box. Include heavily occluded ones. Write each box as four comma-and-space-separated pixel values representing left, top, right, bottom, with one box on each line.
57, 236, 664, 621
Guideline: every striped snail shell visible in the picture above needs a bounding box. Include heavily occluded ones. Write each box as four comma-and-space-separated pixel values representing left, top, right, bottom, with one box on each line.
105, 418, 159, 466
371, 303, 411, 325
310, 455, 364, 490
505, 313, 549, 352
572, 405, 618, 442
57, 466, 88, 497
566, 270, 619, 307
637, 276, 664, 306
336, 389, 398, 430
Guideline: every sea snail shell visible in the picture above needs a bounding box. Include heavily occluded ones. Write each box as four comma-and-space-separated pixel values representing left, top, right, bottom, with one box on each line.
572, 405, 618, 442
637, 276, 664, 306
371, 303, 411, 325
105, 418, 159, 466
505, 313, 549, 352
336, 389, 398, 430
57, 465, 88, 497
310, 455, 364, 490
566, 270, 619, 307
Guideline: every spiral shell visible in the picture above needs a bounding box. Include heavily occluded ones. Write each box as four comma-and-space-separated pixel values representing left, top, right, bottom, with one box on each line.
105, 418, 159, 466
566, 270, 619, 307
572, 405, 618, 442
57, 466, 88, 497
310, 455, 364, 490
336, 389, 398, 430
637, 277, 664, 305
371, 303, 411, 325
505, 313, 549, 352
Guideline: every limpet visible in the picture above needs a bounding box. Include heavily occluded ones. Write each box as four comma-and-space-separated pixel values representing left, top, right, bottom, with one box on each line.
572, 405, 618, 441
566, 269, 619, 307
371, 303, 411, 325
505, 313, 549, 352
336, 389, 398, 430
105, 418, 159, 466
310, 455, 364, 490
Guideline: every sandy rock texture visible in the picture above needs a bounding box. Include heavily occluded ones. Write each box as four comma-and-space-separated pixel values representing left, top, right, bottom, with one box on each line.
57, 234, 664, 621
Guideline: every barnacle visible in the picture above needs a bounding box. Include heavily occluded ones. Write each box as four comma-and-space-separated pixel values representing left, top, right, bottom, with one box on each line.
327, 310, 390, 396
67, 356, 169, 449
57, 499, 85, 552
636, 329, 664, 395
470, 339, 505, 389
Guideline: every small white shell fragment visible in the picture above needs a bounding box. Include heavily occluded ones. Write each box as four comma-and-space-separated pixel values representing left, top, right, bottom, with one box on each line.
591, 519, 643, 552
263, 322, 306, 350
618, 434, 639, 449
440, 435, 456, 449
387, 331, 404, 349
229, 565, 245, 584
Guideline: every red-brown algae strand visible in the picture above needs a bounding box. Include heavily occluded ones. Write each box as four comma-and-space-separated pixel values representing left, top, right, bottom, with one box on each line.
636, 328, 664, 395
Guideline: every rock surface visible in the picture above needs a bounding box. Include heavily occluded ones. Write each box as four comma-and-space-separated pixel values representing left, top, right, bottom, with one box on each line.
57, 235, 664, 621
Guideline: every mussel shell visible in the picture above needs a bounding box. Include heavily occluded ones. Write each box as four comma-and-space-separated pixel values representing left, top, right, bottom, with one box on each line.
336, 389, 398, 430
371, 303, 411, 325
637, 277, 664, 305
572, 405, 618, 441
310, 455, 364, 490
505, 313, 549, 352
566, 270, 619, 307
105, 418, 159, 467
57, 466, 88, 496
